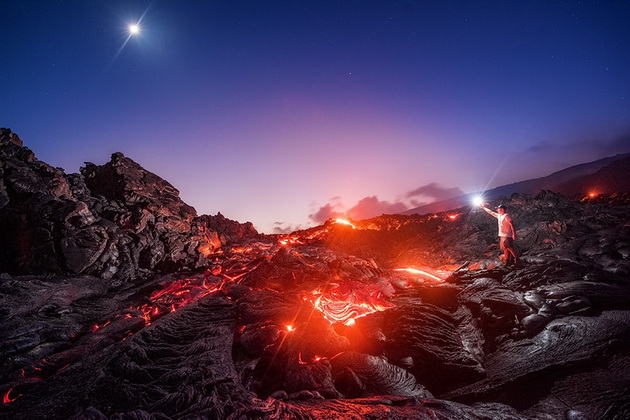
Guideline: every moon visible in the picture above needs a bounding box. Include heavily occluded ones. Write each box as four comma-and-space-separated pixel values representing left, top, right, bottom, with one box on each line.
128, 24, 140, 35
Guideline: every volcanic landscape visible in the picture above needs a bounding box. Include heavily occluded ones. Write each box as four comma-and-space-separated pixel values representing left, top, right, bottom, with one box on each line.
1, 128, 630, 419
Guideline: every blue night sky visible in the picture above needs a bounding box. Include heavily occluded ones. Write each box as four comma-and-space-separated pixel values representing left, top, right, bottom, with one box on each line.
2, 1, 629, 233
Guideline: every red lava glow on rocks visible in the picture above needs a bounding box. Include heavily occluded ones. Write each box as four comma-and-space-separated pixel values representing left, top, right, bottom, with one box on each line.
307, 284, 394, 326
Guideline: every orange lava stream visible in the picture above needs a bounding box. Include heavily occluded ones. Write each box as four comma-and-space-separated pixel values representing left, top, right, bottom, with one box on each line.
394, 267, 445, 282
332, 218, 357, 229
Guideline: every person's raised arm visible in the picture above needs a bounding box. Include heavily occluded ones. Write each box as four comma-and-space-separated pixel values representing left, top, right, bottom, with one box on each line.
480, 204, 498, 218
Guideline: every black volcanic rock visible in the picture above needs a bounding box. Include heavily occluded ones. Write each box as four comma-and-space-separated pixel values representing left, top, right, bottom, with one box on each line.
0, 128, 257, 280
197, 212, 258, 245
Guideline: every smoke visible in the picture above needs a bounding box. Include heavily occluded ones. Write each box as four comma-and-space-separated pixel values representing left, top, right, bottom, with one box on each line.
309, 203, 345, 224
309, 196, 408, 224
346, 196, 408, 220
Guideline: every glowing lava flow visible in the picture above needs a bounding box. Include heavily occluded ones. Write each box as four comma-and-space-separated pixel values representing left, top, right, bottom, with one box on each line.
137, 277, 222, 325
3, 388, 22, 404
279, 236, 303, 246
332, 218, 357, 229
307, 285, 392, 325
395, 267, 444, 283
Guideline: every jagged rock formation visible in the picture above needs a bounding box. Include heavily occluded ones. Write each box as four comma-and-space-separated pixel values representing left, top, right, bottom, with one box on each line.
2, 129, 630, 419
0, 128, 258, 281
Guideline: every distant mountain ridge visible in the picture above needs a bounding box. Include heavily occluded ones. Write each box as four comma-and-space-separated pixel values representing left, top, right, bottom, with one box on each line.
402, 152, 630, 215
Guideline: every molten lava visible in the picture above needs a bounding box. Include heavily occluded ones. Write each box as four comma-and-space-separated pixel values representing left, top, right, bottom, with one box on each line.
279, 236, 303, 246
307, 282, 392, 326
395, 267, 445, 283
332, 218, 357, 229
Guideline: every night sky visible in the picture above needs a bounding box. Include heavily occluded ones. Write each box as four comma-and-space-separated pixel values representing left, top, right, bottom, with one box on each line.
2, 1, 629, 233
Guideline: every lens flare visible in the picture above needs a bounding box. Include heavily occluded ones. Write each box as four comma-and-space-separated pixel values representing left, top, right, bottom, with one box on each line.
472, 195, 484, 206
128, 24, 140, 35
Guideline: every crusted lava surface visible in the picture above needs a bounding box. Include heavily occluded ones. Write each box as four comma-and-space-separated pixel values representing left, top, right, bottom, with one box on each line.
2, 128, 630, 419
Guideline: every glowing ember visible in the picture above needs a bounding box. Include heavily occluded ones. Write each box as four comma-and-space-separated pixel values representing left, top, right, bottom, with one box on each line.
332, 218, 357, 229
198, 243, 215, 256
3, 387, 22, 404
298, 351, 325, 364
91, 275, 224, 341
279, 236, 303, 246
91, 320, 111, 332
395, 267, 444, 283
232, 246, 255, 254
447, 214, 459, 220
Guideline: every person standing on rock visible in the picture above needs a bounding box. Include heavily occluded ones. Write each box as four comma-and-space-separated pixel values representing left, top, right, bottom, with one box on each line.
480, 204, 519, 266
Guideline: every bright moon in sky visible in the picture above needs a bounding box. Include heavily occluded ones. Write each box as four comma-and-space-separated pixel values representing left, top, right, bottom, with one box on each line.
128, 24, 140, 35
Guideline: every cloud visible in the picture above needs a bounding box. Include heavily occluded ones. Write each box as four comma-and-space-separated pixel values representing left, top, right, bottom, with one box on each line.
272, 221, 304, 234
309, 196, 408, 224
309, 202, 345, 224
526, 141, 555, 154
406, 182, 464, 202
346, 196, 408, 220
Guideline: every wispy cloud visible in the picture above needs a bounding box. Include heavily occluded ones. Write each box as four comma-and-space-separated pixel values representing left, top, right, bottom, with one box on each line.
272, 221, 304, 234
346, 196, 408, 220
406, 182, 464, 202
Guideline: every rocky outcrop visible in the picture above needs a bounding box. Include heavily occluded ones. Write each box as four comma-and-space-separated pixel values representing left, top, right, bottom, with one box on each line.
0, 128, 258, 281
